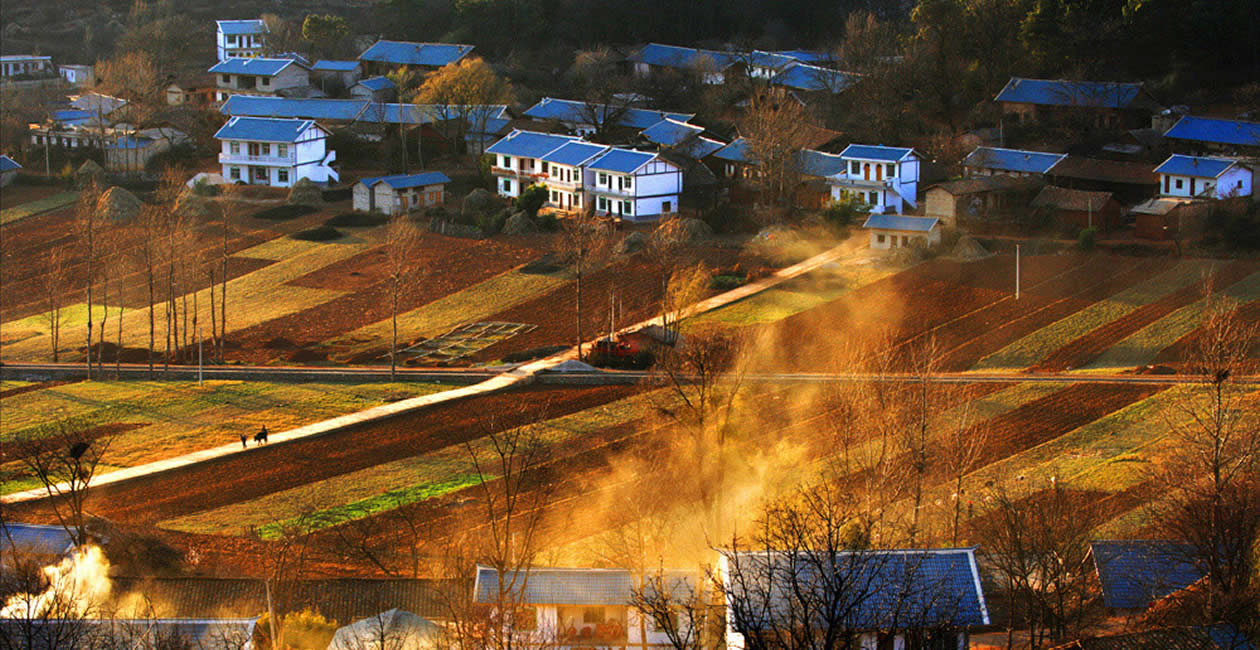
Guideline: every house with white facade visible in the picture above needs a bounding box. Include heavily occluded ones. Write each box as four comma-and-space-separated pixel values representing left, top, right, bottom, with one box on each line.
826, 144, 923, 214
487, 130, 580, 199
473, 566, 700, 650
353, 171, 451, 215
210, 58, 311, 103
0, 55, 54, 79
1154, 154, 1253, 200
538, 140, 609, 213
215, 116, 337, 186
216, 19, 267, 62
587, 148, 682, 220
58, 64, 95, 86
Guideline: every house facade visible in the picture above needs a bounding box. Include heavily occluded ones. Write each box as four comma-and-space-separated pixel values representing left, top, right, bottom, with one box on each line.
587, 149, 682, 220
1164, 116, 1260, 155
215, 116, 337, 187
863, 214, 942, 250
353, 172, 450, 215
1154, 154, 1253, 200
0, 55, 54, 79
216, 19, 267, 62
995, 77, 1159, 128
825, 144, 922, 214
58, 64, 95, 86
210, 58, 310, 103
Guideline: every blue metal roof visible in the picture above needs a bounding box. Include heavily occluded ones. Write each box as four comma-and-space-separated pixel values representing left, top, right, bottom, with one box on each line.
772, 64, 856, 93
588, 148, 656, 174
1206, 624, 1255, 650
1154, 154, 1240, 178
216, 19, 266, 35
748, 50, 800, 70
52, 109, 92, 125
629, 43, 737, 70
221, 95, 369, 121
842, 144, 916, 162
712, 137, 754, 164
209, 57, 302, 76
356, 76, 395, 92
641, 118, 704, 147
358, 40, 473, 67
0, 155, 20, 172
863, 214, 940, 232
1165, 116, 1260, 147
798, 149, 847, 177
963, 146, 1066, 174
523, 98, 694, 131
722, 549, 988, 630
110, 136, 154, 150
773, 49, 831, 64
995, 77, 1144, 109
0, 523, 74, 556
676, 136, 725, 159
313, 60, 359, 72
1090, 540, 1206, 609
359, 172, 451, 190
214, 116, 319, 142
475, 567, 634, 605
542, 141, 608, 166
486, 130, 577, 158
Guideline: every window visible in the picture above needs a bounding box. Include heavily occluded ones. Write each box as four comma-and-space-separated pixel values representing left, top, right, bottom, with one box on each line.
598, 196, 608, 210
622, 200, 632, 214
227, 35, 237, 45
260, 76, 270, 86
230, 142, 240, 155
542, 162, 549, 175
221, 74, 231, 84
850, 161, 860, 174
599, 173, 609, 185
550, 190, 558, 202
877, 234, 886, 243
582, 608, 604, 624
229, 167, 241, 180
501, 155, 511, 168
663, 201, 672, 213
260, 143, 270, 156
886, 163, 894, 177
1175, 178, 1183, 190
624, 176, 633, 189
277, 169, 289, 183
277, 144, 287, 157
868, 192, 878, 204
502, 179, 512, 192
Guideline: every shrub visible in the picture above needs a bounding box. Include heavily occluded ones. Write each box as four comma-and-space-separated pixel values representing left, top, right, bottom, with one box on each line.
191, 178, 221, 197
710, 273, 748, 291
819, 196, 868, 229
254, 204, 317, 221
325, 211, 388, 227
291, 225, 343, 241
516, 183, 548, 217
535, 210, 558, 231
1078, 227, 1097, 251
479, 208, 510, 235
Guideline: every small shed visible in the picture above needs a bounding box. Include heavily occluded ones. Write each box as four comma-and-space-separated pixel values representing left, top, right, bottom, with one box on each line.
328, 609, 439, 650
1030, 185, 1122, 232
0, 154, 21, 187
353, 171, 452, 215
862, 214, 941, 250
311, 60, 362, 90
924, 175, 1044, 227
350, 76, 397, 102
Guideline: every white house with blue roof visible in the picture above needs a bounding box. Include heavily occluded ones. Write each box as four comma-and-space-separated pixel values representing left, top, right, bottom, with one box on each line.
215, 116, 337, 186
962, 146, 1067, 178
1164, 115, 1260, 154
474, 565, 700, 650
829, 144, 923, 214
210, 57, 310, 103
629, 44, 738, 85
353, 171, 451, 215
215, 19, 267, 62
523, 98, 695, 139
587, 148, 682, 220
1155, 154, 1252, 200
488, 130, 581, 199
350, 76, 397, 102
357, 40, 474, 77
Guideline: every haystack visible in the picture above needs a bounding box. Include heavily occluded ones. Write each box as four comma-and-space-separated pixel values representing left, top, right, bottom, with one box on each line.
96, 186, 142, 223
650, 217, 712, 248
951, 235, 992, 261
462, 188, 497, 220
615, 231, 648, 255
75, 159, 107, 189
287, 178, 323, 205
502, 212, 538, 235
174, 191, 211, 219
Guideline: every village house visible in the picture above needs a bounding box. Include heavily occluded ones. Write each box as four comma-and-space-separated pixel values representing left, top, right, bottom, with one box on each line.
587, 148, 683, 220
720, 548, 989, 650
0, 155, 21, 187
311, 60, 362, 91
106, 129, 189, 173
215, 116, 337, 186
0, 54, 54, 79
1164, 115, 1260, 155
28, 94, 131, 151
488, 130, 581, 198
357, 40, 474, 77
538, 140, 609, 212
1154, 154, 1253, 200
995, 77, 1161, 129
57, 64, 94, 86
628, 43, 737, 84
473, 565, 700, 650
963, 146, 1066, 178
1089, 540, 1206, 616
349, 76, 396, 102
1030, 185, 1122, 232
353, 171, 451, 215
745, 50, 801, 80
924, 175, 1045, 228
215, 19, 267, 62
826, 144, 923, 214
769, 63, 857, 96
523, 97, 695, 139
1043, 155, 1159, 204
209, 57, 311, 103
863, 214, 943, 250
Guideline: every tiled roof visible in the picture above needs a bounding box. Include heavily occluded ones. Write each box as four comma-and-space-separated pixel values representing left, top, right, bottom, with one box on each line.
712, 137, 754, 164
0, 154, 20, 172
355, 76, 395, 92
475, 567, 635, 605
216, 19, 267, 35
221, 95, 370, 121
1164, 116, 1260, 147
842, 144, 916, 162
772, 49, 831, 64
588, 148, 657, 174
358, 172, 451, 189
771, 64, 856, 93
1031, 185, 1115, 212
541, 141, 608, 167
964, 146, 1066, 175
523, 97, 695, 131
864, 214, 941, 232
629, 43, 737, 70
748, 50, 800, 70
674, 136, 725, 160
214, 116, 319, 142
1052, 625, 1253, 650
1154, 154, 1242, 179
0, 523, 73, 557
313, 60, 360, 72
209, 57, 303, 76
0, 618, 258, 649
486, 130, 578, 158
798, 148, 847, 177
1046, 156, 1159, 185
70, 92, 127, 115
722, 548, 988, 630
641, 118, 704, 147
1090, 540, 1206, 610
995, 77, 1145, 109
928, 175, 1045, 195
357, 40, 473, 67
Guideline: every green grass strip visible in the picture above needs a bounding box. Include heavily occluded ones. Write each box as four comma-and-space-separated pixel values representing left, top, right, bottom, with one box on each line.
0, 191, 78, 225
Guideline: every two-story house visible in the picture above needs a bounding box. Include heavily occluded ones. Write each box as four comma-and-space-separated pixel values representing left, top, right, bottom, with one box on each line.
538, 140, 609, 212
1154, 154, 1253, 200
215, 116, 337, 187
210, 58, 311, 103
473, 566, 700, 650
215, 20, 267, 62
962, 146, 1066, 178
586, 148, 683, 220
357, 40, 474, 78
826, 144, 923, 214
487, 130, 581, 198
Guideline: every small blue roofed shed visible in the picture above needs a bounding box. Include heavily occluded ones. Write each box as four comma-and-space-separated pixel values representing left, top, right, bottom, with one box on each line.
1090, 540, 1206, 610
1154, 154, 1242, 179
964, 146, 1066, 176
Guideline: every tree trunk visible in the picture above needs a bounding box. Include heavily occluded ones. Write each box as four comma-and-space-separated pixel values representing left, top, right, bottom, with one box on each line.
575, 266, 583, 359
148, 269, 155, 378
391, 284, 399, 381
209, 269, 218, 361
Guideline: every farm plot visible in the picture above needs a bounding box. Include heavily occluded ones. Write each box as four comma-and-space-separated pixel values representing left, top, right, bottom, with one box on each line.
404, 322, 536, 364
0, 191, 78, 225
0, 380, 450, 495
693, 257, 899, 327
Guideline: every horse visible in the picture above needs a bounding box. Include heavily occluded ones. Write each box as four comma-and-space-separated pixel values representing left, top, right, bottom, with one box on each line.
254, 426, 269, 444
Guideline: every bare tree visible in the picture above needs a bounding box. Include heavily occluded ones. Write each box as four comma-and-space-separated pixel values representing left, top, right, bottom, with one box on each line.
555, 211, 612, 359
14, 419, 117, 547
740, 89, 817, 217
134, 203, 165, 377
629, 568, 723, 650
74, 183, 104, 379
40, 249, 70, 362
384, 216, 422, 380
217, 183, 240, 364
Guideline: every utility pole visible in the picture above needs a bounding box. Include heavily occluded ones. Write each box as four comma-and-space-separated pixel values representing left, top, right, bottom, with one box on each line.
1015, 243, 1021, 300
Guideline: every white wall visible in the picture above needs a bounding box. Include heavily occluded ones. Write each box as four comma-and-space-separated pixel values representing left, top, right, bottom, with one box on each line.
497, 175, 519, 197
1217, 166, 1253, 198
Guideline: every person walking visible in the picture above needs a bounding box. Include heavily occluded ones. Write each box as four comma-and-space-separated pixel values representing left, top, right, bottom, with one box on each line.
240, 433, 248, 448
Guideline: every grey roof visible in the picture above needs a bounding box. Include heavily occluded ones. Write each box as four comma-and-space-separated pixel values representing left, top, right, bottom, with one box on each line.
1054, 625, 1254, 650
0, 618, 258, 650
0, 523, 74, 558
863, 214, 941, 232
474, 567, 697, 605
1031, 185, 1115, 212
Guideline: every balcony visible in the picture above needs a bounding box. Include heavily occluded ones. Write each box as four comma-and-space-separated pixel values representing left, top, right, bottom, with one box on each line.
590, 182, 635, 197
491, 166, 549, 182
219, 151, 296, 166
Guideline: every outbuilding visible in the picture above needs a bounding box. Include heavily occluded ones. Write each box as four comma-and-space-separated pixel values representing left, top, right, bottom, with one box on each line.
1030, 185, 1121, 232
862, 214, 941, 250
353, 171, 451, 215
0, 155, 21, 187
